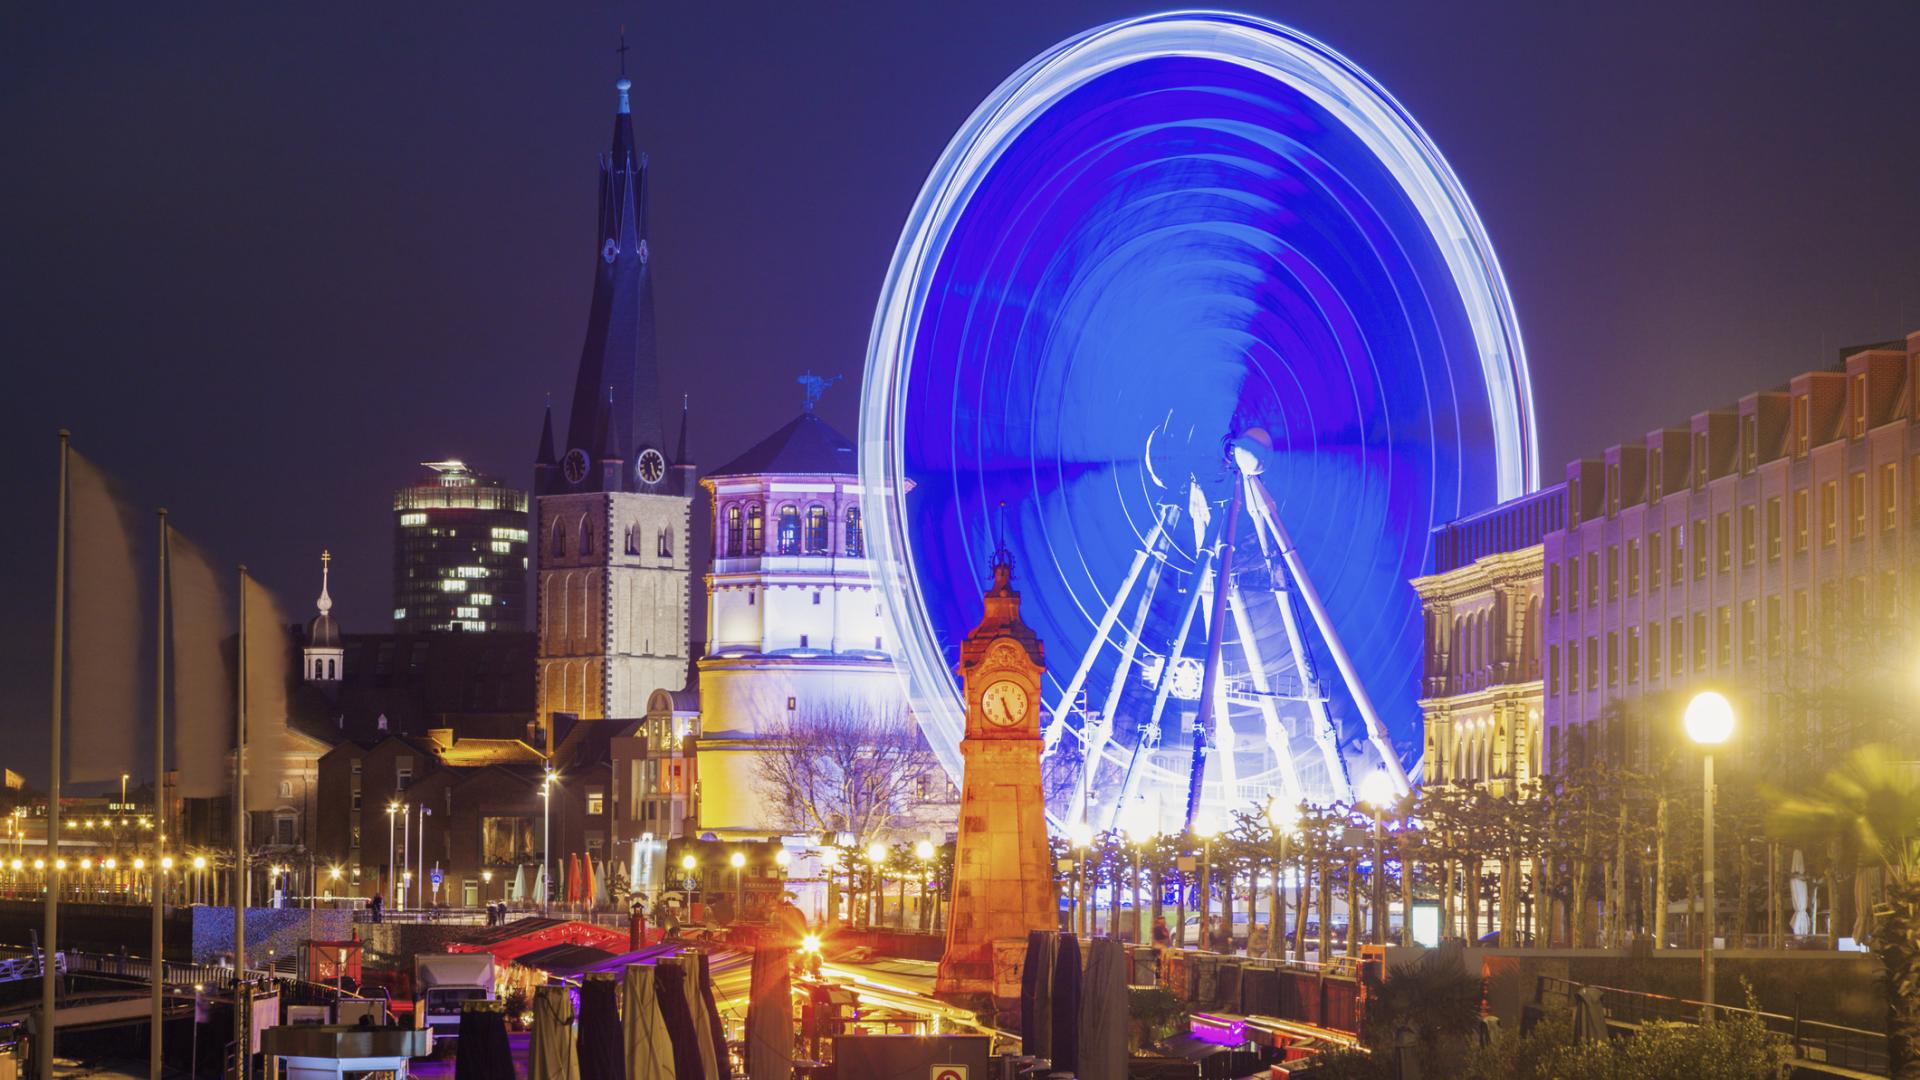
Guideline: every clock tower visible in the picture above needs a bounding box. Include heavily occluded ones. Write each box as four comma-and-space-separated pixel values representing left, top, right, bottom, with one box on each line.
531, 68, 695, 751
936, 543, 1057, 998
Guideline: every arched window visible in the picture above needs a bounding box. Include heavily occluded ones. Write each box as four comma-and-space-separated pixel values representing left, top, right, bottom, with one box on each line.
804, 504, 828, 554
745, 504, 765, 554
845, 506, 864, 557
726, 505, 742, 556
551, 519, 567, 557
777, 505, 800, 555
657, 528, 673, 558
577, 515, 592, 556
624, 525, 639, 556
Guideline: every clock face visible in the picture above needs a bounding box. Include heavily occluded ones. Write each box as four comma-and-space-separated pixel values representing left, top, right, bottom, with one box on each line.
981, 680, 1029, 728
637, 447, 667, 485
562, 448, 590, 484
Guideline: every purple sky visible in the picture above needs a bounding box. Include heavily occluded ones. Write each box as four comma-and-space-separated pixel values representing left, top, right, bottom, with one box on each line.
3, 2, 1917, 785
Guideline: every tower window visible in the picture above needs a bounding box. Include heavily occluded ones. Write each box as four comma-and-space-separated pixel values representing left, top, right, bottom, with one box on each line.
577, 515, 592, 556
624, 525, 638, 556
657, 528, 673, 558
846, 506, 864, 557
726, 506, 742, 556
812, 591, 822, 605
777, 506, 800, 555
746, 504, 765, 554
804, 505, 829, 554
551, 520, 567, 557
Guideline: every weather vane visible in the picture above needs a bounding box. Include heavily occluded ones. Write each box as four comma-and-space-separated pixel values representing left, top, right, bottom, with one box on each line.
797, 370, 842, 412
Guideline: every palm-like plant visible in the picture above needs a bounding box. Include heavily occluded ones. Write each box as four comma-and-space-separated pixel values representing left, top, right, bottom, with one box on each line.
1769, 744, 1920, 1078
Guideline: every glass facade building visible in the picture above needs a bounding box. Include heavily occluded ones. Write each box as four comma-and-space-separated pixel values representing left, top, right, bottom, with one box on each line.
392, 461, 529, 633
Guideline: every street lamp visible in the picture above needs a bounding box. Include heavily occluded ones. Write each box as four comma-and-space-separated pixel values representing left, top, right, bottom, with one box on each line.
730, 851, 746, 919
914, 840, 936, 931
680, 852, 699, 919
1066, 820, 1093, 937
541, 770, 556, 916
1194, 816, 1220, 952
386, 802, 402, 911
1121, 803, 1157, 947
866, 843, 888, 929
1685, 690, 1735, 1014
481, 869, 493, 905
1267, 799, 1301, 958
1358, 768, 1397, 946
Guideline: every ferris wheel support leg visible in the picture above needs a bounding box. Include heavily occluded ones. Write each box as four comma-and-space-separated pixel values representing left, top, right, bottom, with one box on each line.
1244, 475, 1410, 794
1226, 587, 1306, 806
1245, 485, 1351, 801
1045, 507, 1174, 756
1184, 477, 1244, 833
1075, 517, 1178, 825
1113, 520, 1221, 829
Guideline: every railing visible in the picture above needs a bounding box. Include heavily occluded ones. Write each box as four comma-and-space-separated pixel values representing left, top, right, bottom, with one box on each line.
350, 906, 546, 926
1534, 974, 1888, 1076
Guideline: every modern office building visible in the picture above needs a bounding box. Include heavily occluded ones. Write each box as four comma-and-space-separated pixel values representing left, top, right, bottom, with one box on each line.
1413, 485, 1562, 796
392, 460, 529, 634
1542, 332, 1920, 779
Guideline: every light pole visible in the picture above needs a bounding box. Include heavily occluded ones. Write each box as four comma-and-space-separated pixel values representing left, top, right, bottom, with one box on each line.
729, 851, 746, 920
866, 843, 888, 929
120, 773, 129, 812
1685, 690, 1735, 1015
1267, 799, 1301, 958
386, 802, 401, 911
1195, 817, 1219, 951
541, 769, 555, 915
680, 853, 699, 919
482, 869, 492, 906
1067, 821, 1093, 937
914, 840, 935, 931
1359, 769, 1396, 946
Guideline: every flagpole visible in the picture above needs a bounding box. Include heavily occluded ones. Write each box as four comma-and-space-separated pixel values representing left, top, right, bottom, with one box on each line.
150, 511, 167, 1080
41, 431, 69, 1080
233, 565, 248, 1076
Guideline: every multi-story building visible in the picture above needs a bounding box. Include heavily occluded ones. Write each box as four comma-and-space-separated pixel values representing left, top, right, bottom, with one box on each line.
1543, 332, 1920, 778
392, 460, 529, 633
530, 72, 695, 752
1413, 486, 1561, 795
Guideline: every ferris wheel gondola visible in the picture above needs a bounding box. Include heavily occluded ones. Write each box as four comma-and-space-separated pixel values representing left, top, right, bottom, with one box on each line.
861, 12, 1537, 835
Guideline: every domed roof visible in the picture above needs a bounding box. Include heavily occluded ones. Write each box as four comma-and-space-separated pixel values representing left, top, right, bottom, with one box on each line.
307, 610, 342, 650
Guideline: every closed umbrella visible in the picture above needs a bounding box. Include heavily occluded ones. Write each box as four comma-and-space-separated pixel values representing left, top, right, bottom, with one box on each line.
746, 947, 792, 1080
576, 971, 622, 1080
568, 854, 583, 908
672, 954, 721, 1080
512, 864, 527, 905
582, 854, 598, 913
1051, 934, 1082, 1076
624, 963, 675, 1079
1078, 938, 1126, 1080
529, 984, 578, 1080
595, 856, 611, 909
453, 999, 514, 1080
1021, 930, 1056, 1060
696, 951, 732, 1080
533, 862, 546, 908
653, 960, 707, 1079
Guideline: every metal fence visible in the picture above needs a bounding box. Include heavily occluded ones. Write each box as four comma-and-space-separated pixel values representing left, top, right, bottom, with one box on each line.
1534, 974, 1888, 1076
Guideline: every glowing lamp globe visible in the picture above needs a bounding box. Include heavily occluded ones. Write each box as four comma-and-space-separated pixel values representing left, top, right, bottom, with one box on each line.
1685, 691, 1735, 746
914, 840, 936, 861
1066, 820, 1094, 849
1357, 768, 1397, 811
866, 843, 888, 866
1193, 815, 1220, 841
680, 854, 697, 872
1268, 799, 1301, 836
774, 849, 792, 868
729, 851, 746, 869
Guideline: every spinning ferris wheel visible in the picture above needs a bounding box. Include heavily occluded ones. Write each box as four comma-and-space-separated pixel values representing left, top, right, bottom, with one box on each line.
860, 12, 1537, 835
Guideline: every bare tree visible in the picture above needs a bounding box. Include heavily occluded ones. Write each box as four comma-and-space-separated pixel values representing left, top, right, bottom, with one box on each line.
753, 700, 944, 849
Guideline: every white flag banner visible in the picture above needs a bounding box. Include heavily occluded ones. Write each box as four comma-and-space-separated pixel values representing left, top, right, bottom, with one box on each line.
66, 452, 143, 782
242, 575, 291, 813
169, 529, 232, 799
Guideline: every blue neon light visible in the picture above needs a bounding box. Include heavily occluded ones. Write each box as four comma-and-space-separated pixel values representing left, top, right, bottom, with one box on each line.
863, 12, 1535, 820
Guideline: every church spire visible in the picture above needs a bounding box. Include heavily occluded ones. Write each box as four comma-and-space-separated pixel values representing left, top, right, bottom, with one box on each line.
316, 549, 334, 616
543, 45, 672, 496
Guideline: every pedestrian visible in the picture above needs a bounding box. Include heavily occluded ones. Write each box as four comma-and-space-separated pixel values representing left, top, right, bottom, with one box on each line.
368, 892, 383, 924
1151, 916, 1171, 950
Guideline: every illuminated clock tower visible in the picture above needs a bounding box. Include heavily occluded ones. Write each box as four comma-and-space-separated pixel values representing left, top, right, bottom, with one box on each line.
936, 543, 1056, 998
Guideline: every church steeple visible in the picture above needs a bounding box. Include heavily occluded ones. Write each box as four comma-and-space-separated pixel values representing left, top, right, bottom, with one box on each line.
305, 550, 343, 685
539, 57, 674, 496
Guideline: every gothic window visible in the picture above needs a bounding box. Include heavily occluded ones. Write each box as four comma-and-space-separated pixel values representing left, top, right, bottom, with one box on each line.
746, 504, 765, 554
551, 520, 567, 557
726, 505, 742, 556
624, 525, 639, 556
845, 506, 864, 557
657, 528, 672, 558
578, 516, 592, 556
777, 505, 801, 555
804, 504, 828, 554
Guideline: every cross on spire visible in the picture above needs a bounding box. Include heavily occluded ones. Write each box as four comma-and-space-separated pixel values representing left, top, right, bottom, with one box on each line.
617, 29, 630, 77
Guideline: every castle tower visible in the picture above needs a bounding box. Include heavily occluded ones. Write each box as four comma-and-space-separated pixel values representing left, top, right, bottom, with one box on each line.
532, 67, 693, 750
304, 550, 344, 685
936, 544, 1056, 997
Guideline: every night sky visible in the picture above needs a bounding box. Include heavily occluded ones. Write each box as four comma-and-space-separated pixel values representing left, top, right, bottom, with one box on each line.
4, 2, 1917, 787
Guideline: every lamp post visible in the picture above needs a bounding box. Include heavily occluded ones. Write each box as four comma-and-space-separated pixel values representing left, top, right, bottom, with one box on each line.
1195, 817, 1219, 951
1685, 690, 1735, 1015
729, 851, 746, 920
1359, 769, 1397, 946
680, 853, 699, 919
386, 802, 401, 911
914, 839, 936, 931
1067, 821, 1093, 938
866, 843, 888, 929
541, 769, 555, 915
1267, 799, 1301, 958
481, 869, 492, 906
